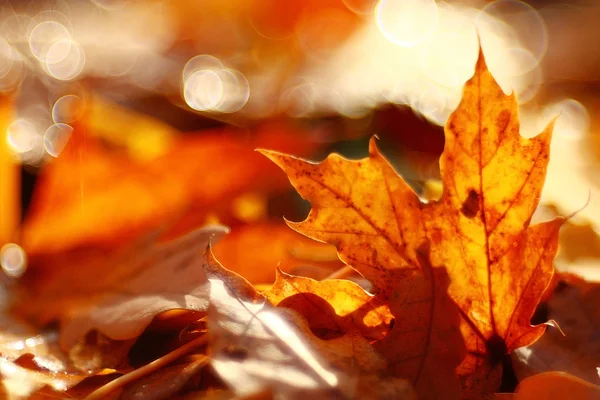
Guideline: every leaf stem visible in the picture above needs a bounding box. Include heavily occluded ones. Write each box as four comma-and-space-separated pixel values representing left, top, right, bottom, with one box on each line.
84, 334, 208, 400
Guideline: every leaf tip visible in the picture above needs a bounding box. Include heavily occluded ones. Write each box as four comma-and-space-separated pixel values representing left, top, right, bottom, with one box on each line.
257, 148, 284, 165
201, 242, 224, 279
476, 43, 487, 72
368, 136, 381, 157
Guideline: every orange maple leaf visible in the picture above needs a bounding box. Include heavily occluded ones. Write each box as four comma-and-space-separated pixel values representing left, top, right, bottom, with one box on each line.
261, 49, 563, 398
21, 120, 319, 255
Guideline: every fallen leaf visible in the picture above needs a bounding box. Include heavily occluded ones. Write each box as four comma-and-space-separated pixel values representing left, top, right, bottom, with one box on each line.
263, 269, 392, 340
512, 282, 600, 385
14, 225, 228, 350
21, 119, 321, 254
203, 248, 416, 400
261, 49, 562, 398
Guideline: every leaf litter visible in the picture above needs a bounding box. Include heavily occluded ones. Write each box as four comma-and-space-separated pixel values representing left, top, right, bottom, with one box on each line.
2, 48, 599, 400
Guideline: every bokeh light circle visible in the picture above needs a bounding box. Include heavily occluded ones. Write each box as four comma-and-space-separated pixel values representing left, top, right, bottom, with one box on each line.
183, 70, 224, 111
0, 243, 27, 279
44, 123, 73, 157
28, 21, 71, 63
52, 95, 84, 124
213, 69, 250, 113
6, 119, 39, 154
45, 39, 85, 81
183, 55, 223, 83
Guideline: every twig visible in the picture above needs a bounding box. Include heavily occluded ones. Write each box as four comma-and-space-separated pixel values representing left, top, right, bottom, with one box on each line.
84, 334, 208, 400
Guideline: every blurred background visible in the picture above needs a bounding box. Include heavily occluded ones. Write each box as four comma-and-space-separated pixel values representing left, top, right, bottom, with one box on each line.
0, 0, 599, 282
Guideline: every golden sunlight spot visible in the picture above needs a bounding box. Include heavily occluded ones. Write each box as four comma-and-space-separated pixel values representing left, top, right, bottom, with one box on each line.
375, 0, 439, 48
232, 193, 268, 223
0, 243, 27, 278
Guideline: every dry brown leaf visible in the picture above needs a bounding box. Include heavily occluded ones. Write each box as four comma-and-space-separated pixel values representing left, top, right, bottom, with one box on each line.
203, 249, 416, 400
261, 49, 562, 398
14, 225, 228, 350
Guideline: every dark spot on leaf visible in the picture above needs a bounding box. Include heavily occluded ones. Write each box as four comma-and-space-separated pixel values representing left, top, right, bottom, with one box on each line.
460, 189, 480, 218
